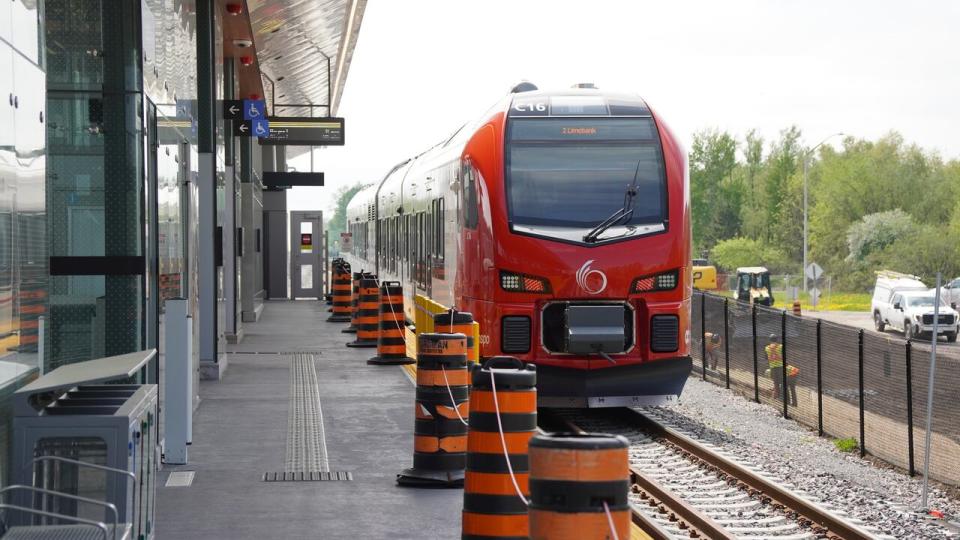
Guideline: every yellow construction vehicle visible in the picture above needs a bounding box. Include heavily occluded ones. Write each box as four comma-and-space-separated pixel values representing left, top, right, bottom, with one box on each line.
692, 258, 718, 290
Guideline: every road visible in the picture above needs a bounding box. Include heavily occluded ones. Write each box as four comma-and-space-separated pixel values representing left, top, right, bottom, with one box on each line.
807, 310, 960, 358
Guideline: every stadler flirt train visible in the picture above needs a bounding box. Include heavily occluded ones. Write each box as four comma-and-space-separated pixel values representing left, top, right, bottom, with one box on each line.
344, 83, 692, 407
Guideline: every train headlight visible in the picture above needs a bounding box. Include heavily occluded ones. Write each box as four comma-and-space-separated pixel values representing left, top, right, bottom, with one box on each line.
500, 270, 551, 294
631, 270, 679, 293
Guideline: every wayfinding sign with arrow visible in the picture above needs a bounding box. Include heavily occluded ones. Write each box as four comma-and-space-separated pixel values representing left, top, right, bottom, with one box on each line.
222, 100, 243, 120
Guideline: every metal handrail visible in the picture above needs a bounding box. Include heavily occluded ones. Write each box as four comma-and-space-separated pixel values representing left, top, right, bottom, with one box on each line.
0, 485, 119, 540
0, 503, 110, 540
27, 455, 136, 483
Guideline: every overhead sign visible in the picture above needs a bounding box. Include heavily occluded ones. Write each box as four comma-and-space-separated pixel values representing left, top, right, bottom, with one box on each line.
805, 262, 823, 281
223, 99, 243, 120
259, 117, 345, 146
262, 172, 324, 190
243, 99, 266, 121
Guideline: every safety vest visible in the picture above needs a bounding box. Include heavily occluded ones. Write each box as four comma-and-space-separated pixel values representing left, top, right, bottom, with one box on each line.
765, 343, 783, 369
704, 332, 721, 352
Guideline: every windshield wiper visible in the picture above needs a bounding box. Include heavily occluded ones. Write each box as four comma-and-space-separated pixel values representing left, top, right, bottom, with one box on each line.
583, 161, 642, 243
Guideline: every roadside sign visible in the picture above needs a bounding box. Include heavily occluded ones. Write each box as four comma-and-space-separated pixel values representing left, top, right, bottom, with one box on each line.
259, 117, 345, 146
223, 99, 243, 120
243, 99, 266, 121
340, 232, 353, 252
810, 287, 821, 308
805, 262, 823, 281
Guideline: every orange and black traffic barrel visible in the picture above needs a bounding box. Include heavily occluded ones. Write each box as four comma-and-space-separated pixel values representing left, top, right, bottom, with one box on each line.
341, 271, 365, 333
347, 275, 380, 348
461, 356, 537, 540
326, 261, 352, 323
528, 433, 631, 540
398, 332, 469, 488
434, 309, 476, 362
368, 281, 414, 365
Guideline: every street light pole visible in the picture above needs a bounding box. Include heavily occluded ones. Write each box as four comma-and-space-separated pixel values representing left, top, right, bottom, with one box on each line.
802, 132, 844, 293
803, 156, 809, 292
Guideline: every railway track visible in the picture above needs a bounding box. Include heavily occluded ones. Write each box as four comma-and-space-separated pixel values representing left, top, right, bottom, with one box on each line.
539, 407, 887, 540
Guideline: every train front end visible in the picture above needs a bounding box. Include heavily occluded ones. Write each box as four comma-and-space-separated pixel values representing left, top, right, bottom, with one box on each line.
467, 89, 691, 408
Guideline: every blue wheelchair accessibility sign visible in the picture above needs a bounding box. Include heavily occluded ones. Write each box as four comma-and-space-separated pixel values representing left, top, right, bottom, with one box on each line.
252, 118, 270, 138
243, 99, 266, 121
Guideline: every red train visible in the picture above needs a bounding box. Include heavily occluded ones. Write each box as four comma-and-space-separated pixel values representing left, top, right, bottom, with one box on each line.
345, 83, 691, 407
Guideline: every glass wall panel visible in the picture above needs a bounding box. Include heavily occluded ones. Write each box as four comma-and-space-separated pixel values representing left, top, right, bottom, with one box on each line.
0, 2, 46, 487
45, 0, 145, 371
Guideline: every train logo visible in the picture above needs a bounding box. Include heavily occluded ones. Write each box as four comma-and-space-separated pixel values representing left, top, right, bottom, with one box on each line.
575, 259, 608, 295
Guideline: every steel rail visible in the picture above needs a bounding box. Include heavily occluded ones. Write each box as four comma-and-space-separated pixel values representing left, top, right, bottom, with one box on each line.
622, 408, 878, 540
538, 409, 716, 540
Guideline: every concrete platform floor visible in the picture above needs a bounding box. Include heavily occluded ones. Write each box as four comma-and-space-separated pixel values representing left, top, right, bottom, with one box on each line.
155, 300, 462, 539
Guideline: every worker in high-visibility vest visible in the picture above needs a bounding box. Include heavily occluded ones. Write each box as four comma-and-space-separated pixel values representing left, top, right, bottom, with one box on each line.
765, 334, 798, 405
704, 331, 722, 370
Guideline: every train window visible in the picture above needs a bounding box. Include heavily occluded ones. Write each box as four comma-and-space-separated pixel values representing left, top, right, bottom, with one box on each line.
505, 118, 666, 233
461, 161, 479, 229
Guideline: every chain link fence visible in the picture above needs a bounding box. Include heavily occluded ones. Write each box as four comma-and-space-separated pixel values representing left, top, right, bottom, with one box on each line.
691, 290, 960, 486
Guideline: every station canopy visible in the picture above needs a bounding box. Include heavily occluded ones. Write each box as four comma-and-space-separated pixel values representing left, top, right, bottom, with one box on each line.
247, 0, 366, 157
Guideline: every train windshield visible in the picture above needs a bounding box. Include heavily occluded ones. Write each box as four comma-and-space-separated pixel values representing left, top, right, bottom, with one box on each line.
506, 117, 666, 243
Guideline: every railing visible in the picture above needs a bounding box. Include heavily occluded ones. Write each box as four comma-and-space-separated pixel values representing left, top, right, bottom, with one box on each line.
691, 290, 960, 486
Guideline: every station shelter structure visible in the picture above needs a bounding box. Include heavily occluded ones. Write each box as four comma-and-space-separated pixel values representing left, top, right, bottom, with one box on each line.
0, 0, 365, 489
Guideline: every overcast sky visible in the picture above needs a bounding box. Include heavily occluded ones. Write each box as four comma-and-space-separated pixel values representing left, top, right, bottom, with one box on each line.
288, 0, 960, 214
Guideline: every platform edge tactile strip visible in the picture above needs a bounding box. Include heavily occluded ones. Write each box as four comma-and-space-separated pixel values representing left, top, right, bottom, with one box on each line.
262, 471, 353, 482
284, 352, 330, 473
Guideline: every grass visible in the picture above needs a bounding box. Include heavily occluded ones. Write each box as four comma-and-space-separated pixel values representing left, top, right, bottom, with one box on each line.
833, 437, 859, 453
710, 290, 872, 312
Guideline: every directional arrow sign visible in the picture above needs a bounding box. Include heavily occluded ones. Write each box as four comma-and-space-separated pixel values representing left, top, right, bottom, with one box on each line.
233, 120, 252, 137
222, 99, 243, 120
805, 262, 823, 282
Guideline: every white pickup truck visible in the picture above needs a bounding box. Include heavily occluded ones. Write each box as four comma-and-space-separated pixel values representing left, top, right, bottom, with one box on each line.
875, 290, 959, 341
873, 273, 960, 341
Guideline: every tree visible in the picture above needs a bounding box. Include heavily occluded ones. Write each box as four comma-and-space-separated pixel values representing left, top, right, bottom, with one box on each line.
711, 237, 789, 273
845, 209, 915, 261
326, 183, 370, 248
689, 129, 737, 251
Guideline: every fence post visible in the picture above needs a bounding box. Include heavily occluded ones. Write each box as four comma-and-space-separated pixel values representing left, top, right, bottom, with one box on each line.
816, 319, 823, 437
858, 329, 865, 458
905, 340, 915, 476
752, 304, 759, 403
701, 293, 707, 380
723, 298, 730, 389
781, 310, 789, 419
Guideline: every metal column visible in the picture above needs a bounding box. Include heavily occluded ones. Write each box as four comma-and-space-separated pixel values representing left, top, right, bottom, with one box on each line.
197, 1, 223, 378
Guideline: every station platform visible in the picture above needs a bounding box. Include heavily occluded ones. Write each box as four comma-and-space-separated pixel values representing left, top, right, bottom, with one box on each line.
155, 300, 462, 539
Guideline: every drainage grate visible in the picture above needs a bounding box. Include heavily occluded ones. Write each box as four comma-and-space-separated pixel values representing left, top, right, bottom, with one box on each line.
285, 353, 330, 473
262, 471, 353, 482
165, 471, 195, 487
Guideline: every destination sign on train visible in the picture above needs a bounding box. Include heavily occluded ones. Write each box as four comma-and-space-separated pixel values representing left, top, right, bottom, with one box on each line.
260, 117, 345, 146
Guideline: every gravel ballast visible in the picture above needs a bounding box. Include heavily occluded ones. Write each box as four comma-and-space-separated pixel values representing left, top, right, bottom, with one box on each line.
651, 375, 960, 538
